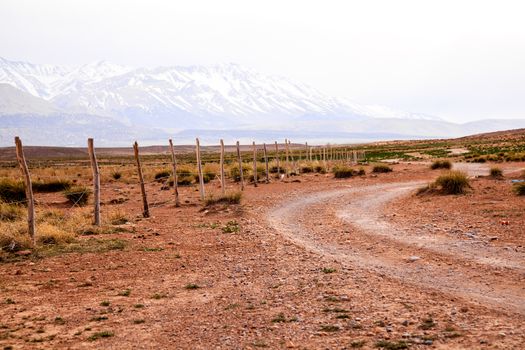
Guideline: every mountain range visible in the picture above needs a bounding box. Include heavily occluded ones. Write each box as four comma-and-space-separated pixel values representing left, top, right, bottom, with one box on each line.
1, 57, 524, 146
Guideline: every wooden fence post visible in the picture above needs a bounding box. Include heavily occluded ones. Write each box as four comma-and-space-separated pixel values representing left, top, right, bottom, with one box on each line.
252, 142, 258, 187
263, 143, 269, 184
14, 137, 35, 245
285, 139, 290, 177
168, 139, 181, 207
236, 141, 244, 191
195, 138, 205, 200
87, 138, 101, 226
274, 141, 280, 177
353, 150, 358, 164
133, 141, 150, 218
220, 139, 226, 195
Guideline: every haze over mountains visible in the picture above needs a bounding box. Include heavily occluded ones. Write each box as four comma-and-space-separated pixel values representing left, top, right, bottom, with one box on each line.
1, 57, 524, 146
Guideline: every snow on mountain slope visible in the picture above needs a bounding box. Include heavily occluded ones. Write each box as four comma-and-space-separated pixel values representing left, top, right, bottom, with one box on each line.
0, 57, 440, 124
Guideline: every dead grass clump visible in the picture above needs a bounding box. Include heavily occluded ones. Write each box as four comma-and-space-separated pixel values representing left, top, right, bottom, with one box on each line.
489, 167, 503, 178
154, 170, 171, 183
0, 202, 23, 222
430, 160, 452, 170
300, 165, 314, 173
36, 223, 75, 245
108, 210, 129, 225
63, 186, 91, 206
0, 179, 26, 203
0, 222, 31, 252
513, 182, 525, 196
314, 164, 327, 174
204, 192, 242, 206
111, 171, 122, 180
372, 164, 393, 173
333, 166, 355, 178
422, 170, 470, 195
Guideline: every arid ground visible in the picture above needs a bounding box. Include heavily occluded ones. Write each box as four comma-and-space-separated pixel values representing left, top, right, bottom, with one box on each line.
1, 132, 525, 349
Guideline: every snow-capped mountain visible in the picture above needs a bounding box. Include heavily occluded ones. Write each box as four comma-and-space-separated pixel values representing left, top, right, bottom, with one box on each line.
1, 57, 524, 146
0, 57, 440, 125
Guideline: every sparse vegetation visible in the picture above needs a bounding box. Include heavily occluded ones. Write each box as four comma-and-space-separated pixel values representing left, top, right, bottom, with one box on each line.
221, 220, 240, 233
0, 202, 23, 222
430, 160, 452, 170
63, 186, 91, 206
87, 331, 114, 341
0, 179, 25, 204
375, 340, 409, 349
32, 179, 71, 192
185, 283, 200, 290
319, 325, 340, 332
204, 191, 242, 206
322, 267, 336, 273
372, 164, 393, 173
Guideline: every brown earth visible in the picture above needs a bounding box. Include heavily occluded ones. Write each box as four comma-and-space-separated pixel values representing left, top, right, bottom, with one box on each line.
1, 162, 525, 349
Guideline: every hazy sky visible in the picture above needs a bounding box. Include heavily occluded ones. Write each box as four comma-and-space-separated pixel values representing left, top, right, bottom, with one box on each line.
2, 0, 524, 122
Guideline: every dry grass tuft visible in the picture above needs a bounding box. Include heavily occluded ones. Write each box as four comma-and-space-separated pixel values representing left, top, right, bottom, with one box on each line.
204, 191, 242, 206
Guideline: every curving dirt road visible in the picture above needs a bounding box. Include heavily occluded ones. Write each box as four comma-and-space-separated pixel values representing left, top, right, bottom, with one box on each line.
267, 165, 525, 315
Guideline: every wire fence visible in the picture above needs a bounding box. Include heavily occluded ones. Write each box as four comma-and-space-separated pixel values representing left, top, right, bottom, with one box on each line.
1, 138, 368, 248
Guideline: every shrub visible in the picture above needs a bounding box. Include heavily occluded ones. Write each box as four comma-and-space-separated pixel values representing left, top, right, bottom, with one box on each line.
176, 167, 194, 186
357, 168, 366, 176
0, 179, 26, 204
300, 165, 314, 173
248, 165, 266, 182
434, 171, 470, 194
430, 160, 452, 170
269, 165, 284, 174
513, 182, 525, 196
204, 191, 242, 206
489, 167, 503, 178
314, 165, 327, 174
32, 179, 71, 192
111, 171, 122, 180
372, 164, 393, 173
333, 166, 355, 178
154, 170, 171, 183
63, 186, 91, 206
203, 163, 219, 180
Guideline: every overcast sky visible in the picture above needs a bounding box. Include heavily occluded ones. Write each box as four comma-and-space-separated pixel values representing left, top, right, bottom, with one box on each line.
2, 0, 524, 122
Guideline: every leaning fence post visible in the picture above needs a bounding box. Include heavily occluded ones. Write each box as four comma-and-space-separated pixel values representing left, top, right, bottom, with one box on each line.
195, 138, 205, 200
87, 138, 101, 226
168, 139, 181, 207
263, 143, 269, 184
236, 141, 244, 191
133, 141, 150, 218
14, 137, 35, 245
220, 139, 226, 195
252, 142, 258, 187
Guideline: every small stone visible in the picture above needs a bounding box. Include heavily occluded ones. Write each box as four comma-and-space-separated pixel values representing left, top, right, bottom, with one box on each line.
423, 339, 433, 345
407, 256, 421, 262
15, 250, 32, 256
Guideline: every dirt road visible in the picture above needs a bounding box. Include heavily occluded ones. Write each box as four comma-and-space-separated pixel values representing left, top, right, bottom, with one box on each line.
267, 165, 525, 315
